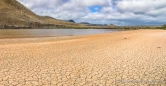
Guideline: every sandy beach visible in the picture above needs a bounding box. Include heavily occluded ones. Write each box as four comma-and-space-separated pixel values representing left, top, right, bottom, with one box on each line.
0, 29, 166, 86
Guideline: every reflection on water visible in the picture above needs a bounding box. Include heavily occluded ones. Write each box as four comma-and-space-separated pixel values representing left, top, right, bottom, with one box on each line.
0, 29, 119, 39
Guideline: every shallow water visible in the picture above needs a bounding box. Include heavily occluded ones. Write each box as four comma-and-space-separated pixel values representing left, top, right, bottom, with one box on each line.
0, 29, 119, 39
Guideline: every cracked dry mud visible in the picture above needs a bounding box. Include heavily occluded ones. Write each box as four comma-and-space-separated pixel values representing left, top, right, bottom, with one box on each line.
0, 30, 166, 86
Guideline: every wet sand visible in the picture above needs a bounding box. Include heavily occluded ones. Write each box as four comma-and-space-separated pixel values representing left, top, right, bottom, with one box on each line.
0, 30, 166, 86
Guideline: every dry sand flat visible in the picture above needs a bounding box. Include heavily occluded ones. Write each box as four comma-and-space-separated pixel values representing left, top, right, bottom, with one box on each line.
0, 30, 166, 86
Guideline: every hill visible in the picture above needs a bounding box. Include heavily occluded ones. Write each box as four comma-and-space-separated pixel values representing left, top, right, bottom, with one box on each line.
0, 0, 81, 28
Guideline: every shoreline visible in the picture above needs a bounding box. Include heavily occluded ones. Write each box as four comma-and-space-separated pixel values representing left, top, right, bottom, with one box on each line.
0, 29, 164, 45
0, 28, 119, 39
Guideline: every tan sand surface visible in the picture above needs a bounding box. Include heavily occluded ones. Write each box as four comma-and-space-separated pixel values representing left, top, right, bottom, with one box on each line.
0, 30, 166, 86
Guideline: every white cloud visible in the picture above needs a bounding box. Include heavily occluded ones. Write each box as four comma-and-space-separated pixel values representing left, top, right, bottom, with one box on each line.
116, 0, 166, 14
17, 0, 166, 25
73, 0, 108, 6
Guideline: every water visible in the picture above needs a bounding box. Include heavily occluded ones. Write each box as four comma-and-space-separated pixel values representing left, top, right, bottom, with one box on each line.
0, 29, 119, 39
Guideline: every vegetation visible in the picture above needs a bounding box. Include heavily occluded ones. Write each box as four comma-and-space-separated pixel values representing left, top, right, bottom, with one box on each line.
155, 24, 166, 30
161, 24, 166, 30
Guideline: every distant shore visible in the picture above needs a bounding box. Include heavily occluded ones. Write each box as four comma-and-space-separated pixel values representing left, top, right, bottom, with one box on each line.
0, 24, 162, 29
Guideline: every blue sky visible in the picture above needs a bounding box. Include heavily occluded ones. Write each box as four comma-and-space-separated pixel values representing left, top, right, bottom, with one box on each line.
17, 0, 166, 26
89, 6, 103, 13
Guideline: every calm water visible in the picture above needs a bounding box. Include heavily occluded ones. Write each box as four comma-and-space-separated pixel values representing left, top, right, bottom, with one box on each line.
0, 29, 119, 39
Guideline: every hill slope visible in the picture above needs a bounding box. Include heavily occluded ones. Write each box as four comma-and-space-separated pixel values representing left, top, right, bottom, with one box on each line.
0, 0, 80, 28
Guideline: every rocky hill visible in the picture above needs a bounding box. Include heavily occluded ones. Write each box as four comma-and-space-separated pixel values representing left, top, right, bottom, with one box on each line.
0, 0, 81, 28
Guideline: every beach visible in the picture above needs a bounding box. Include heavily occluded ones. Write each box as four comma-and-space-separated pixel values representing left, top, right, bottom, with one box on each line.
0, 29, 166, 85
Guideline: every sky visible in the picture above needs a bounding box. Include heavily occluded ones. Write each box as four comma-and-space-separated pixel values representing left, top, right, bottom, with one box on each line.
17, 0, 166, 26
